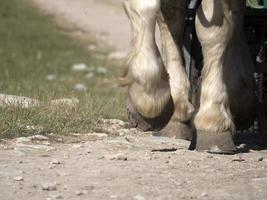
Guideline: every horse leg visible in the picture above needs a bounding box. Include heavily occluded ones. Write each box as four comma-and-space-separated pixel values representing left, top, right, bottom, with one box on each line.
124, 0, 173, 131
157, 0, 194, 140
193, 0, 236, 153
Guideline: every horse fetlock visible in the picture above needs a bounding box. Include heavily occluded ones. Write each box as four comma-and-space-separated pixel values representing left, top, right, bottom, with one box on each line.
128, 80, 171, 118
173, 97, 194, 122
194, 103, 234, 133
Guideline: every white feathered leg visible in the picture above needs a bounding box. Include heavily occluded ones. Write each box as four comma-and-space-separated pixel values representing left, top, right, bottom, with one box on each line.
124, 0, 173, 131
194, 0, 236, 153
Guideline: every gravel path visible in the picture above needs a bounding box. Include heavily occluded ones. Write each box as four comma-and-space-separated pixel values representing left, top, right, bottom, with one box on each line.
1, 119, 267, 200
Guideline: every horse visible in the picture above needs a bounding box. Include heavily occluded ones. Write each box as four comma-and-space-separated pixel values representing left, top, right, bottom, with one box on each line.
122, 0, 266, 154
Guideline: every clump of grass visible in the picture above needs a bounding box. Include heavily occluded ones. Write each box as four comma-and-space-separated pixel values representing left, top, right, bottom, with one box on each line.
0, 0, 126, 138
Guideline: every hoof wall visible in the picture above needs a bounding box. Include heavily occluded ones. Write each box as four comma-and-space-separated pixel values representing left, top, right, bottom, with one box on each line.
126, 98, 174, 132
194, 131, 236, 154
159, 121, 192, 140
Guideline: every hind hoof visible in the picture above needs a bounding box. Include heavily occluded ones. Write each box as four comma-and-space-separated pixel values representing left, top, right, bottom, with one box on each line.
193, 130, 236, 154
159, 121, 192, 140
126, 98, 174, 131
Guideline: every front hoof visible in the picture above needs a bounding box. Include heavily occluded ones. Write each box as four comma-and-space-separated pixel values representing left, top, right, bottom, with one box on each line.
126, 98, 174, 131
194, 131, 236, 154
159, 121, 192, 140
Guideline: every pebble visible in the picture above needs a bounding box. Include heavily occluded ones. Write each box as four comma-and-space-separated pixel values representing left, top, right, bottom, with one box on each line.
16, 137, 32, 144
48, 193, 63, 199
42, 183, 57, 191
30, 135, 49, 141
0, 94, 40, 108
72, 144, 83, 149
72, 63, 88, 72
14, 176, 24, 181
74, 84, 87, 92
88, 44, 96, 50
110, 195, 118, 199
201, 192, 208, 197
85, 132, 108, 139
75, 191, 84, 196
232, 156, 245, 162
258, 157, 264, 162
63, 154, 69, 159
96, 66, 107, 75
14, 144, 56, 152
86, 72, 95, 79
134, 194, 146, 200
109, 153, 127, 161
46, 74, 57, 81
50, 159, 61, 165
50, 98, 79, 107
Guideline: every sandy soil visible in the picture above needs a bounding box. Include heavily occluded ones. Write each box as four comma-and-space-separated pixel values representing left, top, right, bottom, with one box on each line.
1, 1, 267, 199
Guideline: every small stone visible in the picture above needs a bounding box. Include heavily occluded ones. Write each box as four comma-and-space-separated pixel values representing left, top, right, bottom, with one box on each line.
49, 193, 63, 199
74, 84, 87, 92
72, 63, 88, 72
14, 143, 56, 151
63, 154, 69, 159
42, 183, 57, 191
258, 157, 264, 162
51, 98, 79, 107
14, 176, 24, 181
88, 44, 96, 50
86, 72, 95, 79
30, 135, 49, 141
232, 156, 245, 162
46, 74, 56, 81
96, 66, 107, 75
72, 144, 83, 149
98, 156, 105, 160
110, 195, 118, 199
75, 191, 83, 196
134, 194, 146, 200
48, 165, 55, 169
50, 159, 61, 165
201, 192, 208, 197
85, 132, 108, 140
207, 155, 213, 159
16, 137, 31, 144
109, 153, 127, 161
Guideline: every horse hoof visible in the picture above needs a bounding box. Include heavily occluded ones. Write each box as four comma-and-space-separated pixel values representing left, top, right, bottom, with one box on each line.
159, 121, 192, 140
193, 130, 236, 154
126, 98, 174, 132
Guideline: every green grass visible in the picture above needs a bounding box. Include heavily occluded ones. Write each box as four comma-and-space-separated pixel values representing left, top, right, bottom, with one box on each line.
0, 0, 126, 138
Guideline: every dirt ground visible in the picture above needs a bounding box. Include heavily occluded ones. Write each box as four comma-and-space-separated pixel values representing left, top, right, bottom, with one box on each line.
1, 0, 267, 199
30, 0, 130, 52
1, 119, 267, 200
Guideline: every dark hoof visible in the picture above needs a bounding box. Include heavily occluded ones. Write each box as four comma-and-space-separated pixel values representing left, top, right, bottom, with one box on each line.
159, 121, 192, 140
193, 130, 236, 154
126, 98, 174, 132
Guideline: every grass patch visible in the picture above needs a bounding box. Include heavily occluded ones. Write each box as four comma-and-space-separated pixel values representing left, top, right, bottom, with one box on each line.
0, 0, 126, 138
